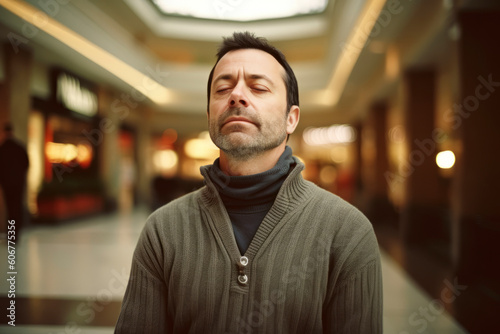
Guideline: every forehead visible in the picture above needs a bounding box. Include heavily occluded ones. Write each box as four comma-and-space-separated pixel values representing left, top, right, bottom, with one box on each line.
213, 49, 286, 83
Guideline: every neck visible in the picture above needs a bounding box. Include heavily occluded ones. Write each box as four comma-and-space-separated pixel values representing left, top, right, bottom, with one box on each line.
219, 143, 287, 176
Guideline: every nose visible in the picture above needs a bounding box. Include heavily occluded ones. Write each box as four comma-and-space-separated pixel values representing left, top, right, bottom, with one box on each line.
229, 83, 248, 107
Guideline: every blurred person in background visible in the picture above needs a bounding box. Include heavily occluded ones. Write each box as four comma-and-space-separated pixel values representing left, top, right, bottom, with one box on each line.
0, 123, 29, 241
116, 32, 382, 333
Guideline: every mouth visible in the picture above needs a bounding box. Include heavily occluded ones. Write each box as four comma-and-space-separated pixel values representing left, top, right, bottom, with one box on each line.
222, 116, 255, 127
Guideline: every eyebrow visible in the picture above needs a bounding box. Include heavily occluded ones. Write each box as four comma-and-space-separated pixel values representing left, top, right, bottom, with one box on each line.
212, 73, 275, 87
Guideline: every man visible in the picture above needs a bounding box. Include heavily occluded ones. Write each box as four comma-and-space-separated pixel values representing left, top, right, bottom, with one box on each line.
116, 32, 382, 333
0, 123, 29, 240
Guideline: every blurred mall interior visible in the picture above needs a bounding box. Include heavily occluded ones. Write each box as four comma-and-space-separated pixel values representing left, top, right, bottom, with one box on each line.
0, 0, 499, 332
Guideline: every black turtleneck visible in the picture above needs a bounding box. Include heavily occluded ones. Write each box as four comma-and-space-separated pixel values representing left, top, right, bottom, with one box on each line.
207, 146, 295, 254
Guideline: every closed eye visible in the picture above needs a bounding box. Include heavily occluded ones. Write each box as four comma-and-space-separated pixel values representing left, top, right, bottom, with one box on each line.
252, 86, 269, 92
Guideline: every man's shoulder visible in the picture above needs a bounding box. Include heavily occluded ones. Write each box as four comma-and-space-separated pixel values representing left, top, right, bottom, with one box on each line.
302, 183, 379, 271
301, 180, 372, 232
152, 186, 203, 216
306, 181, 364, 213
132, 188, 203, 255
145, 186, 205, 229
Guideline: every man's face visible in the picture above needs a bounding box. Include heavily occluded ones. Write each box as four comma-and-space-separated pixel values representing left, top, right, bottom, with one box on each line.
208, 49, 292, 160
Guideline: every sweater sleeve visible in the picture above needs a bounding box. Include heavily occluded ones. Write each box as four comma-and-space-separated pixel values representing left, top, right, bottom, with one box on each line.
323, 258, 383, 333
115, 216, 169, 333
323, 213, 383, 333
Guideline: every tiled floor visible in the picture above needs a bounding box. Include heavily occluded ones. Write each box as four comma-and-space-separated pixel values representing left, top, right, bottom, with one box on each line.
0, 208, 469, 333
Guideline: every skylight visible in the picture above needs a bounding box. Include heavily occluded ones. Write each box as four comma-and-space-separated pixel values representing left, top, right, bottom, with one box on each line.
151, 0, 329, 22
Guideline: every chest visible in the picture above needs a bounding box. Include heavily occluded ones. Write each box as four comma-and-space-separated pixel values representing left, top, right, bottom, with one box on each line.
165, 226, 332, 332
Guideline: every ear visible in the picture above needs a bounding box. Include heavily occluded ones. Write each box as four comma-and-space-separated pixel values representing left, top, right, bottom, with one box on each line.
286, 105, 300, 134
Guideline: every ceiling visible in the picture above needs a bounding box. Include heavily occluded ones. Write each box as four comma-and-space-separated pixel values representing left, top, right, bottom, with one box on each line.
1, 0, 497, 135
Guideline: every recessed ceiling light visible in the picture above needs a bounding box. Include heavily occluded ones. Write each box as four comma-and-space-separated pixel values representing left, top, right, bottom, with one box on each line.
151, 0, 329, 22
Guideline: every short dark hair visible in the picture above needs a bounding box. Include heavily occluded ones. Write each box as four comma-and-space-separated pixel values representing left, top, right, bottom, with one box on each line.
207, 32, 299, 113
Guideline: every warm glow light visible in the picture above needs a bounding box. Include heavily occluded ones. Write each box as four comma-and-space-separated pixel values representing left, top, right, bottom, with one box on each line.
57, 73, 98, 116
185, 133, 219, 160
385, 44, 399, 79
436, 150, 455, 169
153, 150, 178, 170
152, 0, 328, 21
76, 143, 93, 168
45, 142, 93, 167
303, 125, 356, 146
330, 146, 348, 164
46, 142, 77, 163
0, 0, 173, 105
162, 128, 178, 146
27, 112, 44, 215
319, 165, 337, 185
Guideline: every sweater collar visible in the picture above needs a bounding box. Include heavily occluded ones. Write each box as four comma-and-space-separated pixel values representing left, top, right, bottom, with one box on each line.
199, 154, 312, 259
205, 146, 295, 210
199, 149, 311, 213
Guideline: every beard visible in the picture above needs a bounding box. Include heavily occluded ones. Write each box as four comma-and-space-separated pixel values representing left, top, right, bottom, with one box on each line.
209, 107, 287, 160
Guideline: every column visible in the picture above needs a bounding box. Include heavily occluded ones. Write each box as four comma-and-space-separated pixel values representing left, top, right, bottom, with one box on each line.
2, 42, 33, 143
0, 43, 33, 228
400, 69, 445, 244
352, 121, 363, 205
98, 88, 120, 211
451, 11, 500, 281
136, 107, 153, 207
362, 102, 392, 222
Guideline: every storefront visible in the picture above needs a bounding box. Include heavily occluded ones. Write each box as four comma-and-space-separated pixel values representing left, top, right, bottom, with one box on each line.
28, 69, 105, 222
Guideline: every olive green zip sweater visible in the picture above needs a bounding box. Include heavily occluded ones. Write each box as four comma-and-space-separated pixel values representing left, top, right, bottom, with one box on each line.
115, 159, 383, 333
